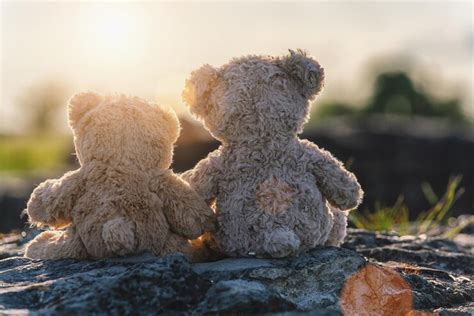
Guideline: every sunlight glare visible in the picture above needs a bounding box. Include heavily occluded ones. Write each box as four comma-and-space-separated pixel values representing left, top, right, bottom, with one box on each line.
96, 10, 131, 50
85, 6, 146, 61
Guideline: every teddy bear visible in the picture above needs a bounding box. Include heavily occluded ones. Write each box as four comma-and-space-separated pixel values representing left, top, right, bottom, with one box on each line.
25, 92, 215, 260
181, 50, 364, 258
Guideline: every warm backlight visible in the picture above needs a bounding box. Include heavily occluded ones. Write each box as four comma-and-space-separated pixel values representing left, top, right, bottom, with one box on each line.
95, 10, 132, 50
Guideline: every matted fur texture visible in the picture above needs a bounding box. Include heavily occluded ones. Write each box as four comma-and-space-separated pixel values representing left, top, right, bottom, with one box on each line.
25, 93, 215, 260
182, 50, 363, 258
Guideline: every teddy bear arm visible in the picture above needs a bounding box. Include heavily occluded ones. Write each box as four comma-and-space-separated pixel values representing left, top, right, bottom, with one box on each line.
154, 172, 216, 239
181, 151, 222, 205
303, 142, 363, 210
27, 169, 84, 228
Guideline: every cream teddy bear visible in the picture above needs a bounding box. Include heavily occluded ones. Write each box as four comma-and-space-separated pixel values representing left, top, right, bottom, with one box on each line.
25, 93, 215, 260
182, 50, 363, 258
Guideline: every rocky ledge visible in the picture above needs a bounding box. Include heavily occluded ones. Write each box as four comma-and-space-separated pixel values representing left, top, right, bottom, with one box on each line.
0, 228, 473, 315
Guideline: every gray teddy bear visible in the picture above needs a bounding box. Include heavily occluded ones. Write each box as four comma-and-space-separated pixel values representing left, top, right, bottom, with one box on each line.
182, 50, 363, 258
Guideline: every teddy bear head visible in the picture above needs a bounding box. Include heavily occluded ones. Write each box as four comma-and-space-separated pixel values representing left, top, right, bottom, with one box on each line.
182, 49, 324, 143
68, 92, 180, 170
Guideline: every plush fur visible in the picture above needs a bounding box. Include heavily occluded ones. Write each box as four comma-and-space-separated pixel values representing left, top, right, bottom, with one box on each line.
25, 93, 215, 260
182, 50, 363, 258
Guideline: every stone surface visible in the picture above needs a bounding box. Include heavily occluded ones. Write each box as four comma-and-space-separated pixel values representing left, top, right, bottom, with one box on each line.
343, 229, 474, 315
0, 228, 473, 315
343, 229, 474, 275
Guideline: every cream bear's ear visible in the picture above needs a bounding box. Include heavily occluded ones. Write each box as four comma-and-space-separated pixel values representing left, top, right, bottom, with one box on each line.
278, 49, 325, 100
157, 106, 181, 143
68, 92, 103, 127
182, 64, 219, 119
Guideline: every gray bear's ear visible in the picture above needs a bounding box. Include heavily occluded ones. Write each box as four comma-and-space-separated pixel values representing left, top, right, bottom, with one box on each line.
68, 92, 103, 127
182, 64, 219, 119
278, 49, 325, 99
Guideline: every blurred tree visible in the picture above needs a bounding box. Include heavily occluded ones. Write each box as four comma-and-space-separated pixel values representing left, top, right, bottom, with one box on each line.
310, 70, 466, 123
18, 81, 70, 134
365, 72, 464, 121
311, 102, 358, 123
366, 72, 432, 116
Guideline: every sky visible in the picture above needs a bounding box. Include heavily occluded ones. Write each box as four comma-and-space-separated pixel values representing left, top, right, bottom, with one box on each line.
1, 1, 473, 133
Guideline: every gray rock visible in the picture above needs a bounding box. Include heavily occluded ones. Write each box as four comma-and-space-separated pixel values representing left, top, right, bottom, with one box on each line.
0, 255, 211, 315
194, 246, 365, 313
343, 228, 474, 275
194, 280, 296, 314
0, 229, 472, 315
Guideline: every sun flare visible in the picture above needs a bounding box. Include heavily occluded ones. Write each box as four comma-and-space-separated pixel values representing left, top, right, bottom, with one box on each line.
86, 7, 146, 59
95, 10, 132, 50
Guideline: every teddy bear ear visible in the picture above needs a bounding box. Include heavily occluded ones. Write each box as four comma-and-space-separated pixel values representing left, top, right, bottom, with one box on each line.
278, 49, 325, 99
68, 92, 103, 127
182, 64, 219, 119
156, 106, 181, 143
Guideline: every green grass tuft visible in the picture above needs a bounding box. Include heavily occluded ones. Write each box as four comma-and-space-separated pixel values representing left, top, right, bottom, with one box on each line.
350, 176, 464, 236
